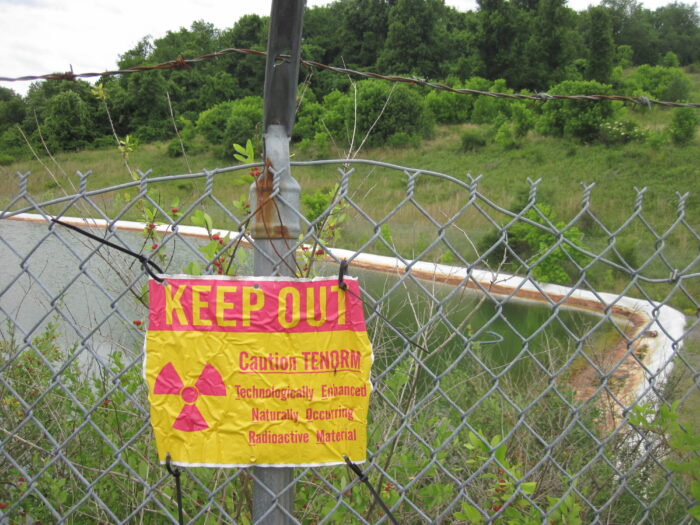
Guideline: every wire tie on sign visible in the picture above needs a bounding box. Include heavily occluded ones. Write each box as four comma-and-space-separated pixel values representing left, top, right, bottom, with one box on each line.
50, 218, 164, 282
338, 258, 349, 291
165, 453, 184, 525
343, 456, 399, 525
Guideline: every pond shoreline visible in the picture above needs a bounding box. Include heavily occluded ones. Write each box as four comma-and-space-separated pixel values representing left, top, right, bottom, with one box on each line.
6, 212, 687, 431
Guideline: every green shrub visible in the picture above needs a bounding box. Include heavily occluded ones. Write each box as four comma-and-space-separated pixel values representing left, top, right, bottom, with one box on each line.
660, 51, 680, 68
196, 101, 235, 144
89, 136, 116, 150
471, 79, 512, 125
537, 80, 615, 142
195, 97, 263, 159
626, 65, 692, 102
615, 45, 633, 68
598, 120, 646, 145
478, 198, 588, 284
293, 101, 324, 142
317, 90, 350, 140
460, 129, 488, 152
669, 107, 699, 146
166, 138, 184, 157
424, 86, 472, 124
0, 127, 24, 154
511, 103, 535, 138
311, 132, 331, 158
646, 130, 669, 148
318, 80, 433, 150
0, 153, 15, 166
354, 80, 432, 146
494, 122, 519, 150
42, 91, 95, 151
386, 132, 419, 149
133, 124, 166, 142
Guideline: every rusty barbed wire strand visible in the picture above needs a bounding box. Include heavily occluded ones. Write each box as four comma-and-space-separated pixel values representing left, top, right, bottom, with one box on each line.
1, 47, 699, 109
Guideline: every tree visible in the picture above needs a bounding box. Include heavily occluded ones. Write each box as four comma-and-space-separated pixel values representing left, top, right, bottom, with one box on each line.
219, 14, 268, 97
118, 36, 154, 69
124, 71, 171, 140
603, 0, 659, 65
43, 91, 95, 150
0, 87, 26, 134
377, 0, 450, 79
584, 7, 615, 82
340, 0, 389, 68
303, 3, 345, 65
522, 0, 578, 88
652, 3, 700, 65
474, 0, 529, 88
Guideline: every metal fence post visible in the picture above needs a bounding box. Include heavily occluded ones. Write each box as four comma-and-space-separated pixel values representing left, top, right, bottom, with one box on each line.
250, 1, 305, 523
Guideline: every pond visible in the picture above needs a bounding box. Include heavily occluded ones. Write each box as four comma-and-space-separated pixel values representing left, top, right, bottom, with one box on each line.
0, 218, 618, 386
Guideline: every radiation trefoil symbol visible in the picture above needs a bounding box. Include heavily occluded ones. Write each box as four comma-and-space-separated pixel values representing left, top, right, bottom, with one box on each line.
153, 362, 226, 432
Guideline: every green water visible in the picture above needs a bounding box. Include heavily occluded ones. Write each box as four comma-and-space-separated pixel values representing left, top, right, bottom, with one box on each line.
348, 267, 618, 385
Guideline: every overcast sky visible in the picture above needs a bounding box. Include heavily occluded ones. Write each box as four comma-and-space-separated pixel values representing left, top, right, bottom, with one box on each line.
0, 0, 677, 97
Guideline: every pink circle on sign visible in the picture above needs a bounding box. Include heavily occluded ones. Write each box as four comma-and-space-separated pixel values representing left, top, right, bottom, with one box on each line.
181, 386, 199, 404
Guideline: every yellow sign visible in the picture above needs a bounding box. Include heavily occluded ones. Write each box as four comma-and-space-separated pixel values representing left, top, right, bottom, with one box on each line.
145, 275, 373, 467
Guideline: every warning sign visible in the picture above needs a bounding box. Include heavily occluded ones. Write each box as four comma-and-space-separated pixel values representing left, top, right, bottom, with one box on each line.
144, 275, 373, 467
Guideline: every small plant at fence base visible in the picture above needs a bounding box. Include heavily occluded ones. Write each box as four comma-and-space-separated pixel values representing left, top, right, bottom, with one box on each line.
299, 183, 348, 277
181, 208, 249, 277
0, 321, 259, 523
454, 430, 583, 524
630, 402, 700, 520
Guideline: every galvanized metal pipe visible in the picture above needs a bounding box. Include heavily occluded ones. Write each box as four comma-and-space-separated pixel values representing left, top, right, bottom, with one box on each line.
250, 1, 305, 523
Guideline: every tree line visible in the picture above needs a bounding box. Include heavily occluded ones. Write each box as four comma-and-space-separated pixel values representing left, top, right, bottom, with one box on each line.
0, 0, 698, 163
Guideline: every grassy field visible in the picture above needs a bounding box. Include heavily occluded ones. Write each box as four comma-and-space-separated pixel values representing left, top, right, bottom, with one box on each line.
2, 105, 697, 223
3, 101, 697, 310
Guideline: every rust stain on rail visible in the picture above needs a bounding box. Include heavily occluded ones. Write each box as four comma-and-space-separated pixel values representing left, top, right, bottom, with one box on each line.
349, 257, 650, 432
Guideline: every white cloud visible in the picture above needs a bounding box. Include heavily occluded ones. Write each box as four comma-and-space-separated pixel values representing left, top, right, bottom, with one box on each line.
0, 0, 273, 95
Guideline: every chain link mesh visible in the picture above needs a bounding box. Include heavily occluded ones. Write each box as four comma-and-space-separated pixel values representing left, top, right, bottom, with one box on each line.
1, 160, 697, 523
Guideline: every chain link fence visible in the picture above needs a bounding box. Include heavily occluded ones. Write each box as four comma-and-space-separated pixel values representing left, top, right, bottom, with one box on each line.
1, 159, 698, 523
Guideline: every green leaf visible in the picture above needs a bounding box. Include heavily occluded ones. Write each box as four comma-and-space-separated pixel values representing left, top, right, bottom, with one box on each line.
520, 482, 537, 495
233, 139, 255, 163
455, 503, 482, 523
191, 210, 213, 233
183, 262, 201, 275
495, 443, 506, 464
690, 481, 700, 501
667, 460, 697, 474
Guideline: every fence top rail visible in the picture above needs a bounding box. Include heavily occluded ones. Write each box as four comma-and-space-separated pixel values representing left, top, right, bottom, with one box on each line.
1, 159, 477, 217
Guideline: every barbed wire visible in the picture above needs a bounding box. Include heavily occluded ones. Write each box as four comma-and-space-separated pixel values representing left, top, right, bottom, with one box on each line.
1, 47, 699, 109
